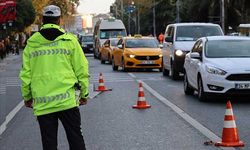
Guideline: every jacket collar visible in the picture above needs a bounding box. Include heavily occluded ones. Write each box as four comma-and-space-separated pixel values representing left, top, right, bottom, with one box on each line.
40, 24, 65, 33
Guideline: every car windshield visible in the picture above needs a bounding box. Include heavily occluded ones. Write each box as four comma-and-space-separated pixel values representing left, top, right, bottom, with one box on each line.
125, 39, 158, 48
176, 26, 223, 41
82, 36, 93, 42
100, 29, 126, 39
205, 40, 250, 58
110, 39, 119, 46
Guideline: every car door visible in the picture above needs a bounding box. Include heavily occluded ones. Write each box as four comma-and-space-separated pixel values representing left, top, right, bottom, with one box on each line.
113, 39, 124, 66
163, 26, 174, 70
188, 40, 201, 87
189, 40, 203, 88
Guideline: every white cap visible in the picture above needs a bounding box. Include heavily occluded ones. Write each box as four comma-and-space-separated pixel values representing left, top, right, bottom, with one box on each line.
43, 5, 61, 17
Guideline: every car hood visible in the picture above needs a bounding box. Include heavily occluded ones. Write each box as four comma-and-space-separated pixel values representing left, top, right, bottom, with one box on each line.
206, 58, 250, 72
125, 48, 162, 55
175, 41, 195, 52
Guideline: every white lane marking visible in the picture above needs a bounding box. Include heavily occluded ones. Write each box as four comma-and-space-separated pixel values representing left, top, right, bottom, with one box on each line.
0, 100, 24, 135
89, 84, 100, 99
128, 73, 236, 150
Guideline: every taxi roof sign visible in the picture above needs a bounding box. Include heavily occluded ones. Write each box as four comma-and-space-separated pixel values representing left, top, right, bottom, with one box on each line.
134, 34, 142, 38
117, 35, 123, 38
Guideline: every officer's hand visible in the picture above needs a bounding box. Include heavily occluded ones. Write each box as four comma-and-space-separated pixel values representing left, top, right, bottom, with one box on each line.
79, 98, 88, 105
24, 99, 33, 108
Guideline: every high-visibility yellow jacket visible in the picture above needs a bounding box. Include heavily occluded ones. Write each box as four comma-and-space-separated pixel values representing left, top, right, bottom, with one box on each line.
19, 24, 89, 116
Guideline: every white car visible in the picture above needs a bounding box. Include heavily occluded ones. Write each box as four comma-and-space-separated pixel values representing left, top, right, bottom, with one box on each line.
162, 23, 224, 80
184, 36, 250, 101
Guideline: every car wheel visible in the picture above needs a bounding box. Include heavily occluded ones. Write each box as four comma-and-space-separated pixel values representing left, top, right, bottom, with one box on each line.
100, 53, 105, 64
94, 51, 98, 59
198, 76, 208, 102
112, 58, 118, 71
122, 58, 128, 72
184, 73, 194, 95
159, 68, 163, 72
169, 62, 179, 80
108, 54, 112, 64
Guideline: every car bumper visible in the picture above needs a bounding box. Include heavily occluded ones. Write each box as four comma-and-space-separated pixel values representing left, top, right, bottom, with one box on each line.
203, 74, 250, 95
124, 57, 162, 69
174, 54, 186, 73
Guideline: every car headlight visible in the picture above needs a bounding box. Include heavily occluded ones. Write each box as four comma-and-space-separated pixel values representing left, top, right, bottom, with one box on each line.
126, 54, 135, 58
206, 65, 227, 75
159, 54, 163, 57
175, 50, 184, 56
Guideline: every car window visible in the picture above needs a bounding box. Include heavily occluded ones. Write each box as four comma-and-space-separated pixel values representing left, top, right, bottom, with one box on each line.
100, 30, 126, 39
125, 39, 158, 48
165, 26, 174, 37
117, 39, 123, 45
104, 40, 109, 45
191, 40, 201, 53
197, 42, 203, 54
82, 36, 93, 42
205, 40, 250, 58
176, 26, 223, 41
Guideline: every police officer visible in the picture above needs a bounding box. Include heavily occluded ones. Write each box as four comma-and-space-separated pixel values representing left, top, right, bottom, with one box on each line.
19, 5, 89, 150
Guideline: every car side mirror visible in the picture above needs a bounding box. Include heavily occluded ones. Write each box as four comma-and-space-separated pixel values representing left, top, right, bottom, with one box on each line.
118, 44, 123, 49
159, 44, 163, 49
165, 36, 173, 43
104, 44, 109, 47
190, 52, 201, 59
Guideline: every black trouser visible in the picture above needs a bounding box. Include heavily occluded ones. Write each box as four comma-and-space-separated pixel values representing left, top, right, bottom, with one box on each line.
37, 107, 86, 150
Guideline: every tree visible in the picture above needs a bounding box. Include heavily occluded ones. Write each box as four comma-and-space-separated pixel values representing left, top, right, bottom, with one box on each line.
15, 0, 36, 32
32, 0, 80, 27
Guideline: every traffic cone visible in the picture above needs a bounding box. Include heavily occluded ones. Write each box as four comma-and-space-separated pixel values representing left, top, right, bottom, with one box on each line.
132, 82, 151, 109
95, 73, 111, 91
215, 101, 244, 147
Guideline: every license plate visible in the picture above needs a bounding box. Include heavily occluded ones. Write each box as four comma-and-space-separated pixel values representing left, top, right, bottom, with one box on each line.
235, 83, 250, 89
141, 61, 155, 64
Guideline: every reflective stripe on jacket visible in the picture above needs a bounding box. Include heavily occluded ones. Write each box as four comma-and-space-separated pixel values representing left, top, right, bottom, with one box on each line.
19, 24, 89, 116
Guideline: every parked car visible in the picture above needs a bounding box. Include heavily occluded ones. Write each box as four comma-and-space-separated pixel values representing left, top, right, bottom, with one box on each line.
80, 34, 94, 53
112, 35, 162, 71
162, 23, 224, 80
100, 37, 120, 64
184, 36, 250, 101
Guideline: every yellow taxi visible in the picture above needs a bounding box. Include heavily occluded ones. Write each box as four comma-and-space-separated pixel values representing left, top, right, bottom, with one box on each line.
112, 35, 163, 71
100, 38, 120, 64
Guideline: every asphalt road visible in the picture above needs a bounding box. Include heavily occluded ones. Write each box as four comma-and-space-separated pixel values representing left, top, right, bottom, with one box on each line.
0, 54, 249, 150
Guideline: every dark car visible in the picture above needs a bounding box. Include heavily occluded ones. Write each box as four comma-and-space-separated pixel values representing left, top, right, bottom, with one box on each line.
80, 34, 94, 53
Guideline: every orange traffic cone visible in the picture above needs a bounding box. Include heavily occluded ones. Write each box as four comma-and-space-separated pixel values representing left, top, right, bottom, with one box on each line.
95, 73, 111, 91
215, 101, 244, 147
132, 82, 151, 109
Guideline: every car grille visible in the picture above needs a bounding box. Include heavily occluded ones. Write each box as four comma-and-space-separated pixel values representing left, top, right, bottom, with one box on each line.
87, 44, 93, 48
136, 64, 160, 67
135, 55, 160, 60
226, 74, 250, 81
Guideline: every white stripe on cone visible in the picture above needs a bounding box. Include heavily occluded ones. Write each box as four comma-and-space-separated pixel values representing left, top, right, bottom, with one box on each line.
138, 96, 145, 101
139, 87, 143, 92
225, 109, 234, 116
224, 120, 237, 128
